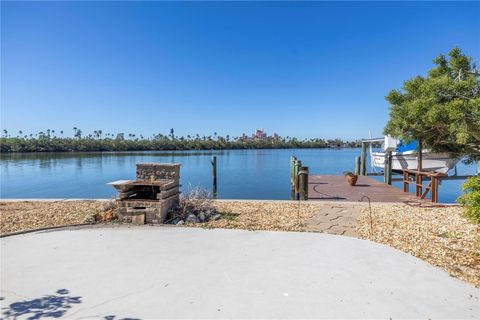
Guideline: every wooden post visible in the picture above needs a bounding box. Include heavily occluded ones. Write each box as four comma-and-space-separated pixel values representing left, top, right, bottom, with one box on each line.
361, 142, 367, 176
403, 170, 409, 192
298, 166, 309, 201
355, 156, 361, 175
432, 175, 438, 203
416, 172, 422, 197
384, 151, 392, 185
211, 156, 217, 198
290, 156, 296, 185
294, 160, 302, 198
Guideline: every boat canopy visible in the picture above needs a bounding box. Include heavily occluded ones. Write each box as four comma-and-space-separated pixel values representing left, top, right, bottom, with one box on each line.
396, 140, 418, 152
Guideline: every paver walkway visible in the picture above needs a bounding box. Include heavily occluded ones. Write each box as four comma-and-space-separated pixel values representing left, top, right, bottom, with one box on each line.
1, 226, 478, 319
304, 203, 363, 236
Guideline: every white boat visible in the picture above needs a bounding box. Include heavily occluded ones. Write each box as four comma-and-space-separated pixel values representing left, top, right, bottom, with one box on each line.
370, 137, 460, 174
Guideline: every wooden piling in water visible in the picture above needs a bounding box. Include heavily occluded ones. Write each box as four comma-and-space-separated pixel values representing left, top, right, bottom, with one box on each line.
361, 142, 367, 176
355, 156, 361, 175
211, 156, 217, 198
298, 166, 309, 200
384, 151, 392, 185
294, 160, 302, 197
290, 156, 297, 185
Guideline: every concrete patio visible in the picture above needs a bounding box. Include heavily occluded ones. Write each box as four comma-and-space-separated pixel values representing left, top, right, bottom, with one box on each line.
1, 225, 478, 319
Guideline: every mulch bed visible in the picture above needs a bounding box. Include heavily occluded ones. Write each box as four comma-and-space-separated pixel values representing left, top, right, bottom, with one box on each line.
0, 201, 103, 235
202, 200, 323, 231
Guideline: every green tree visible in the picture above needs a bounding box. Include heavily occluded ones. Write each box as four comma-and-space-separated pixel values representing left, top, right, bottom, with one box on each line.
458, 176, 480, 223
384, 47, 479, 162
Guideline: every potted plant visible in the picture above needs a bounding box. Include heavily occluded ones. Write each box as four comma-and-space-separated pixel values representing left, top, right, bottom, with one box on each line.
343, 171, 358, 186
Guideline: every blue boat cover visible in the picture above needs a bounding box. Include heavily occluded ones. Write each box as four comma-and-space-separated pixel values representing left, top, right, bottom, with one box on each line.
396, 140, 418, 152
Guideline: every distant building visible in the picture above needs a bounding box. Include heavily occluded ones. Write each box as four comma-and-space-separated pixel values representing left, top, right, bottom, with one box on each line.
241, 129, 281, 141
253, 128, 267, 140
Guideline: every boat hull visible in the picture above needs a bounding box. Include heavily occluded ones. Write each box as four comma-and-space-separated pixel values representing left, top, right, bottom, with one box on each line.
371, 151, 459, 174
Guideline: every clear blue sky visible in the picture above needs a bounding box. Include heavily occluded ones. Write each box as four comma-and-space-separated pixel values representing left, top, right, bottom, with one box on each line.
1, 1, 479, 140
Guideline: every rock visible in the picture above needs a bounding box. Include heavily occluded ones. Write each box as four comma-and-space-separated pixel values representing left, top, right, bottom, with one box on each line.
198, 212, 206, 222
84, 215, 95, 223
103, 210, 116, 221
169, 217, 181, 225
186, 214, 199, 223
131, 214, 145, 225
212, 214, 222, 221
176, 220, 185, 226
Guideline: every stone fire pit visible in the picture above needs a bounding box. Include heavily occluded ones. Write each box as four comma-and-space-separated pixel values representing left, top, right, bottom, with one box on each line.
108, 163, 181, 224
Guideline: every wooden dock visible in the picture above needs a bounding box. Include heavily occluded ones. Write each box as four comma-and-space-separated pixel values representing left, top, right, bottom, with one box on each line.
308, 175, 422, 203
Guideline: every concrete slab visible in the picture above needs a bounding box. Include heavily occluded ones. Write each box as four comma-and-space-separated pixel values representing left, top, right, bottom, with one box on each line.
1, 226, 478, 319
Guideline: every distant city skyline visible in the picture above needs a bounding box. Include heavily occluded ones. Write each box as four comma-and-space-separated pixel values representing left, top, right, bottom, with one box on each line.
1, 1, 479, 140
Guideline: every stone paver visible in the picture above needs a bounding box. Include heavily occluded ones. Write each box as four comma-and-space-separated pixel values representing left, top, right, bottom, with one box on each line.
304, 203, 364, 236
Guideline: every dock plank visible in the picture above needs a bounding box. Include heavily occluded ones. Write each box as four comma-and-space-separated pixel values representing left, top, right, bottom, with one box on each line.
308, 175, 422, 203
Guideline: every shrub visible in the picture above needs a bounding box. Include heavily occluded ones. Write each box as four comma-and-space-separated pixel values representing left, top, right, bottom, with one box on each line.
458, 176, 480, 223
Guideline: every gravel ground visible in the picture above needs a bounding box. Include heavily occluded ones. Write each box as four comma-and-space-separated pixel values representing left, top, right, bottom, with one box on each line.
0, 201, 103, 235
356, 204, 480, 288
203, 200, 324, 231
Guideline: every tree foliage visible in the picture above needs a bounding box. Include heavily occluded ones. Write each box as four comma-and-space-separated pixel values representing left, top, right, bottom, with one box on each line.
0, 130, 364, 152
384, 47, 480, 161
458, 176, 480, 223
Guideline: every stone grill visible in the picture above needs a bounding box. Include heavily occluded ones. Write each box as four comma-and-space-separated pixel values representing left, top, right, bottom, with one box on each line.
109, 163, 181, 224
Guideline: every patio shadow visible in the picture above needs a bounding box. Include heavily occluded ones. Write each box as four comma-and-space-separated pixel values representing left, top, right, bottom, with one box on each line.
1, 289, 81, 319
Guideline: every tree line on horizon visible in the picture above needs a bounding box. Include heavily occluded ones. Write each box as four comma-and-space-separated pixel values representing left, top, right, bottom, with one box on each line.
0, 128, 367, 152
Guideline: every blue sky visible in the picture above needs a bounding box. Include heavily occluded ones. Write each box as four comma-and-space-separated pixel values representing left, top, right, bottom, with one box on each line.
1, 1, 479, 140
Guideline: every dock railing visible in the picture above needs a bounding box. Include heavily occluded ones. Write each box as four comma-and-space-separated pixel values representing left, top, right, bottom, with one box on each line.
402, 169, 447, 203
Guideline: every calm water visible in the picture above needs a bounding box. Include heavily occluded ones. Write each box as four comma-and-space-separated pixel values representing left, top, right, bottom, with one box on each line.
1, 149, 477, 203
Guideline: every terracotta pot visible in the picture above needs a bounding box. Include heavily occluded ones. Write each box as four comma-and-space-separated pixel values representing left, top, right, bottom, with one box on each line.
346, 174, 358, 186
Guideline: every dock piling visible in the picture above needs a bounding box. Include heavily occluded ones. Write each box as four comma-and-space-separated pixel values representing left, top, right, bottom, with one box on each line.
290, 156, 297, 185
361, 142, 367, 176
298, 166, 309, 200
211, 156, 217, 198
294, 160, 302, 197
384, 151, 392, 185
355, 156, 361, 175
